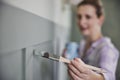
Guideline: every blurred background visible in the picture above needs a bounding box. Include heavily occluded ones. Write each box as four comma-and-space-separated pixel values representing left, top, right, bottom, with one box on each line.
0, 0, 120, 80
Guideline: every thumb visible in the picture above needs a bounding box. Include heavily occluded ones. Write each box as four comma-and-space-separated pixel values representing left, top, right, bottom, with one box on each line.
74, 58, 85, 65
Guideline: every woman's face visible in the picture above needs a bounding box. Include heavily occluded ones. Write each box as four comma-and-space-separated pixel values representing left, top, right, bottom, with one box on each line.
77, 5, 103, 37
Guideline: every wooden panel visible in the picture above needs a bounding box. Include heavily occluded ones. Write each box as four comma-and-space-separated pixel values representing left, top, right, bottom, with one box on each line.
0, 50, 23, 80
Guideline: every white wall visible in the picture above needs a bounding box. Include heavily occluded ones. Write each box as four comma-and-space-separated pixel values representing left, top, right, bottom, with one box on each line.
2, 0, 55, 22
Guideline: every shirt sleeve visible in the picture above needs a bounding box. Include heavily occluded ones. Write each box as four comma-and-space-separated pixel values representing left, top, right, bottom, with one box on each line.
99, 46, 119, 80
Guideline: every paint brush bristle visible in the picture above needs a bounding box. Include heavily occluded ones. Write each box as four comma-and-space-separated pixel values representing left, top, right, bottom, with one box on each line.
42, 52, 49, 58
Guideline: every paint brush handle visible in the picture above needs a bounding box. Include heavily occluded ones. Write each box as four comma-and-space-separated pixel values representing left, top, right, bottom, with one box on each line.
59, 56, 106, 73
59, 56, 70, 63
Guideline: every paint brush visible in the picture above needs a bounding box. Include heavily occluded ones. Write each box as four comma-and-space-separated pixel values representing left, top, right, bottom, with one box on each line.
41, 52, 70, 63
41, 52, 106, 73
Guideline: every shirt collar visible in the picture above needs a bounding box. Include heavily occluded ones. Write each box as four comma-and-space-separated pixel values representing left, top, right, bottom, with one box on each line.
80, 37, 111, 51
91, 37, 111, 49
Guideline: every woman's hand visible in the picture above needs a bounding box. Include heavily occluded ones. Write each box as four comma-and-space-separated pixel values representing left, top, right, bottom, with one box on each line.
67, 58, 105, 80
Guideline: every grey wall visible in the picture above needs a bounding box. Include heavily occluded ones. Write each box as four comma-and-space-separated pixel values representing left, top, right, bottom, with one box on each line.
0, 2, 54, 54
102, 0, 120, 50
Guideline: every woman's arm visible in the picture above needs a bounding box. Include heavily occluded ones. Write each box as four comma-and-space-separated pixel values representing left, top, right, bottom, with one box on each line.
67, 45, 119, 80
99, 46, 119, 80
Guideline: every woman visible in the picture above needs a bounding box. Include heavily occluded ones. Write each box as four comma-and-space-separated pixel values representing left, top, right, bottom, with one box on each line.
65, 0, 119, 80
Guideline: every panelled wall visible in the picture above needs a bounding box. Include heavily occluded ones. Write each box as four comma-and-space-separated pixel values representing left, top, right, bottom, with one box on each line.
0, 2, 55, 80
0, 0, 72, 80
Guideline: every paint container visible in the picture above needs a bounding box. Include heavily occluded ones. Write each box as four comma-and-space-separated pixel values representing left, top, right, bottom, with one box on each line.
65, 42, 79, 60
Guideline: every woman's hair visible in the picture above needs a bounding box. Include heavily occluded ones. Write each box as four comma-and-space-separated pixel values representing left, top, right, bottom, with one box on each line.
77, 0, 104, 18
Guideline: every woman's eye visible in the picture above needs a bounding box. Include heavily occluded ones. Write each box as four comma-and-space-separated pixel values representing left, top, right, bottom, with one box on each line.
77, 15, 81, 20
86, 15, 91, 19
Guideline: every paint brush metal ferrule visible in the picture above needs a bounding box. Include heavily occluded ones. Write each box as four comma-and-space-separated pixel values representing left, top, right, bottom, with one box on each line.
48, 57, 59, 61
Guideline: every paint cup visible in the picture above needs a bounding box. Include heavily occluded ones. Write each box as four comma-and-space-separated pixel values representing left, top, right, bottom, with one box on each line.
65, 42, 79, 60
